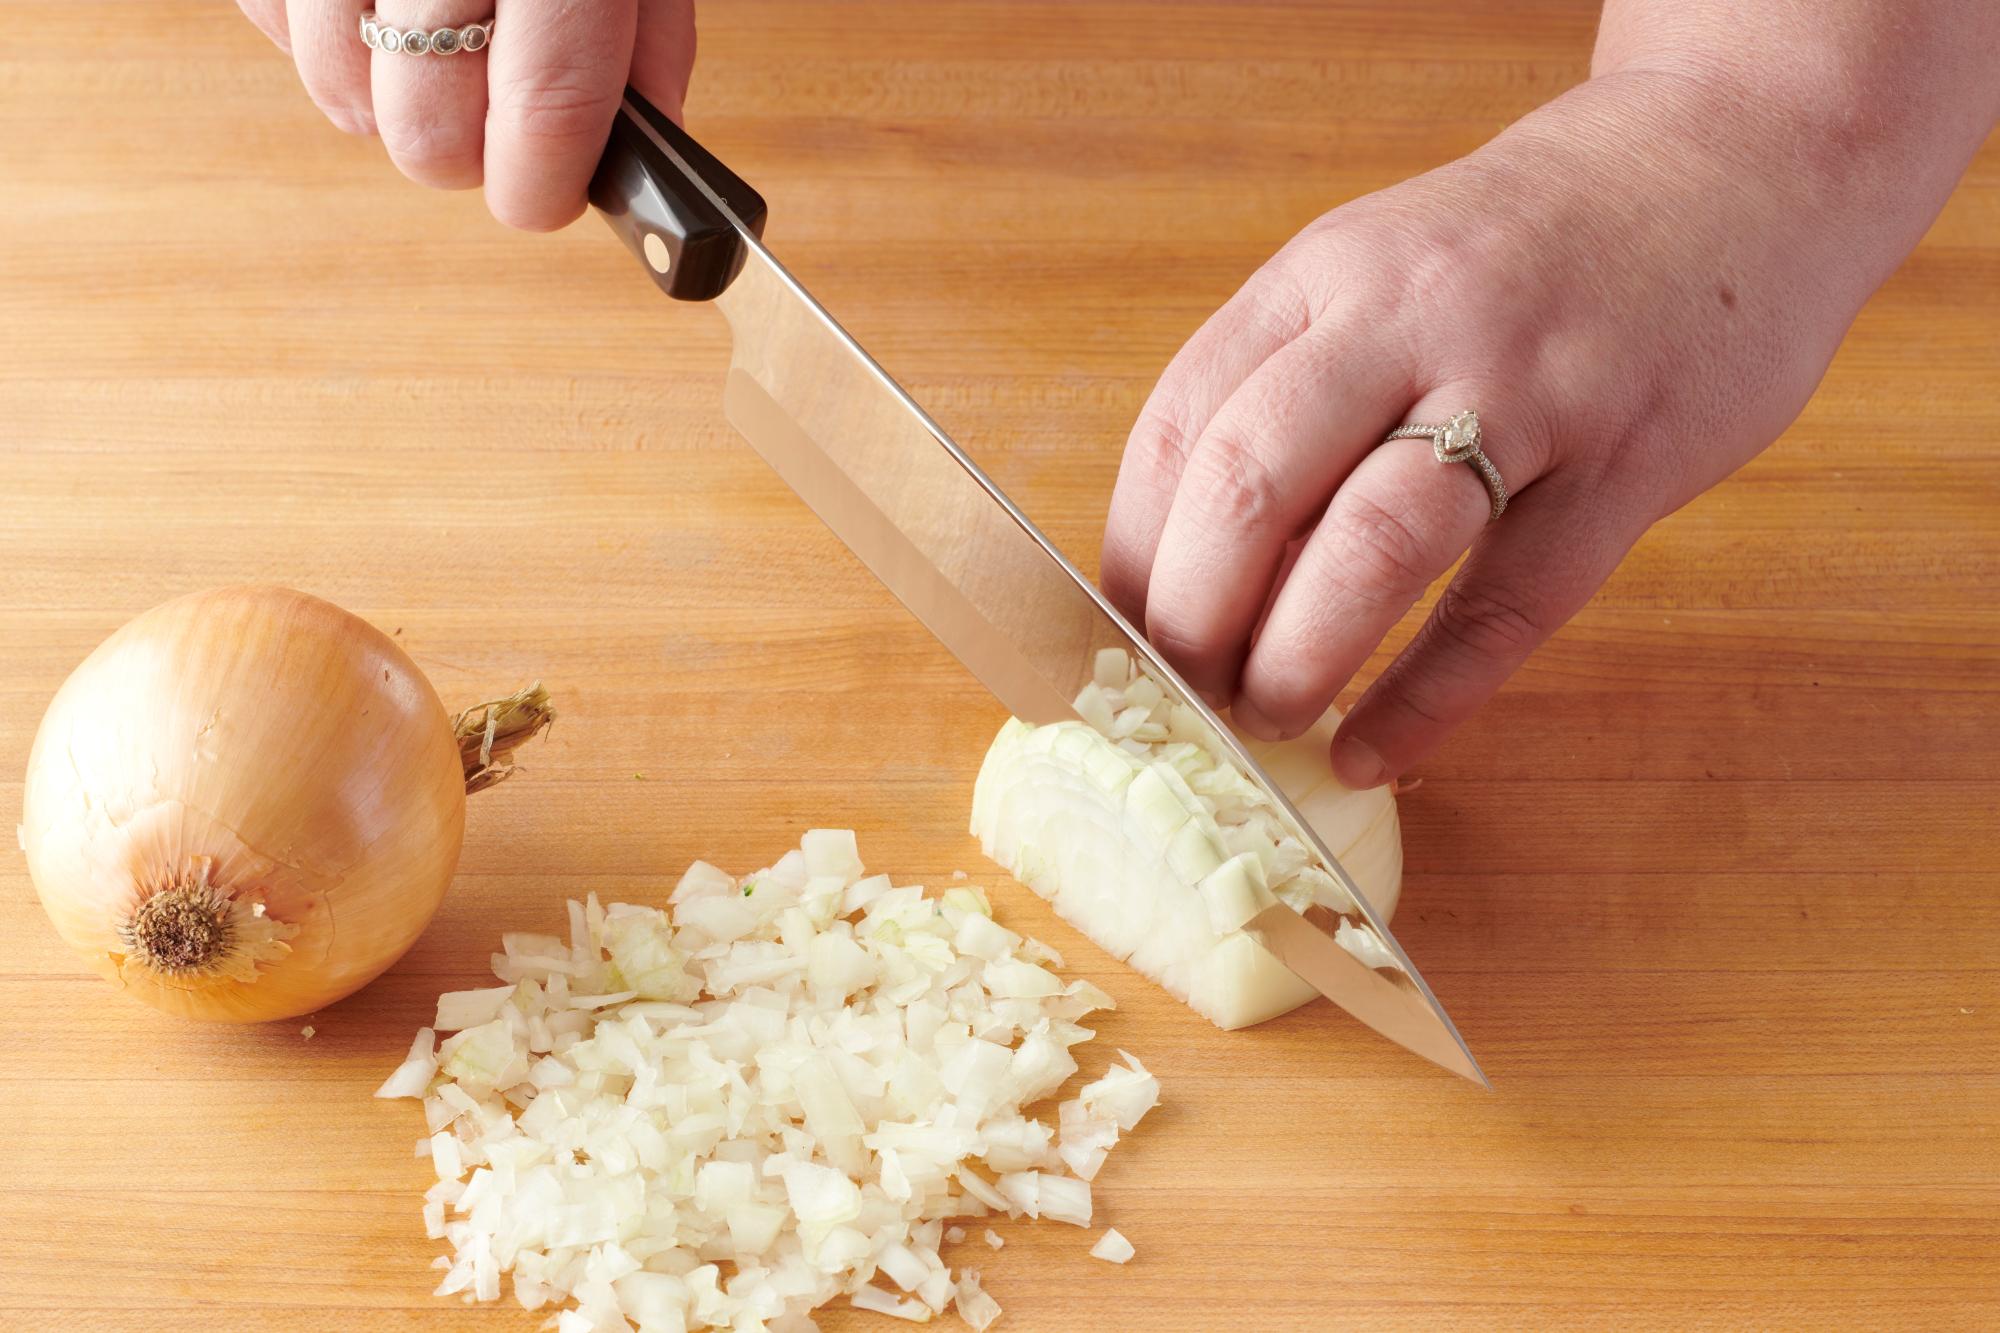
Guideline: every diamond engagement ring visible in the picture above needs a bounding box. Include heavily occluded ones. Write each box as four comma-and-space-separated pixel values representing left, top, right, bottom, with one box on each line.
1384, 409, 1508, 520
360, 11, 492, 55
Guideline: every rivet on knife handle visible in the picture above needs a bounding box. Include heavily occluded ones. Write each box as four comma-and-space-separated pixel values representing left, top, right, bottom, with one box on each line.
588, 88, 768, 303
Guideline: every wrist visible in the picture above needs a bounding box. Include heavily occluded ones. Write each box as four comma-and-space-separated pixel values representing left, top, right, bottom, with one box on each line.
1476, 67, 1914, 321
1581, 35, 1996, 281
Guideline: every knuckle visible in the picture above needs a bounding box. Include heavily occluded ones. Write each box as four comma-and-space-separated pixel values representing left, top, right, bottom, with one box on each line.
1142, 619, 1232, 686
1381, 677, 1455, 731
1182, 432, 1287, 538
1430, 579, 1548, 661
1125, 407, 1192, 482
492, 62, 622, 144
1239, 656, 1329, 732
1237, 266, 1316, 341
1322, 491, 1437, 601
380, 116, 479, 172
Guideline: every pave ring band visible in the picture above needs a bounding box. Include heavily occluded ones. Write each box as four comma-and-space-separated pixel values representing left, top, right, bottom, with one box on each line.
1384, 409, 1508, 521
360, 11, 492, 55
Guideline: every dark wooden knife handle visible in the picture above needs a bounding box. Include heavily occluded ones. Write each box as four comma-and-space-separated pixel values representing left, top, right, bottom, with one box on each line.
589, 88, 767, 302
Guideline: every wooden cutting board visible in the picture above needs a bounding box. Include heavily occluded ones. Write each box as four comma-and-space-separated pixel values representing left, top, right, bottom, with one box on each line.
2, 2, 1994, 1328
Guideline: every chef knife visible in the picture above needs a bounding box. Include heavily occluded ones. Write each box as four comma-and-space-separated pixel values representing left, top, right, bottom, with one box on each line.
589, 90, 1487, 1086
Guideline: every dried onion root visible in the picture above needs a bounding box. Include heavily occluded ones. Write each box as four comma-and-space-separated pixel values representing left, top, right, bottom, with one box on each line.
379, 831, 1160, 1331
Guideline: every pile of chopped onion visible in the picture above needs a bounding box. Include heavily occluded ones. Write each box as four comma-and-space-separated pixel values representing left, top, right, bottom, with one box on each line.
377, 830, 1159, 1331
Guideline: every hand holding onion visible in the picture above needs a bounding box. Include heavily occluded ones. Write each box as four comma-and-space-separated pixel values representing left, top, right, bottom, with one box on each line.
19, 586, 551, 1022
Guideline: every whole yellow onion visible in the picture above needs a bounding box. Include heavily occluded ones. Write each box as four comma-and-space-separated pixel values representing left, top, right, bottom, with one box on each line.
20, 586, 550, 1022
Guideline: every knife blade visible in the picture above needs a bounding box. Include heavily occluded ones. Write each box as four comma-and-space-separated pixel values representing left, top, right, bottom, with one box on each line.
590, 90, 1486, 1086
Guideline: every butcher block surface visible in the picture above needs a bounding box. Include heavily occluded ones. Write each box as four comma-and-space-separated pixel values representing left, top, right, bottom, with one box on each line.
1, 2, 1995, 1328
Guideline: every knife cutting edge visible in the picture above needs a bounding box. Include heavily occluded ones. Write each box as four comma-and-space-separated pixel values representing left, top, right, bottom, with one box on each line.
587, 90, 1487, 1087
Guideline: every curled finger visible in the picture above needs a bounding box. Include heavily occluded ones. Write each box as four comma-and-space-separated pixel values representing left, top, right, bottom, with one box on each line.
239, 0, 292, 54
484, 0, 638, 231
1101, 265, 1316, 623
1330, 470, 1627, 788
1140, 325, 1409, 703
372, 0, 495, 188
1234, 394, 1550, 740
289, 0, 373, 135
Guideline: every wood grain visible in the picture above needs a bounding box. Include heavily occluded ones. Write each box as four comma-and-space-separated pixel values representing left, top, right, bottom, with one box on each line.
2, 2, 1995, 1329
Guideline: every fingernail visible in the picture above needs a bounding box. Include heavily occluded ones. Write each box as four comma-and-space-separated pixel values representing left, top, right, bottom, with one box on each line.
1331, 733, 1387, 789
1230, 698, 1283, 742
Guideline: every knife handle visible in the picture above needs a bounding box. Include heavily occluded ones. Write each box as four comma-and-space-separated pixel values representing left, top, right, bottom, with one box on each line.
589, 88, 767, 302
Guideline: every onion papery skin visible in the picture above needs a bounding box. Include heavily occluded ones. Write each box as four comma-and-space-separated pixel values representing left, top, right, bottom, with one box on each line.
21, 586, 467, 1021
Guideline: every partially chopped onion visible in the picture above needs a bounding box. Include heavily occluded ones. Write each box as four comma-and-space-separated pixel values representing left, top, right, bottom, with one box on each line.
1090, 1228, 1135, 1264
379, 832, 1162, 1329
972, 647, 1406, 1028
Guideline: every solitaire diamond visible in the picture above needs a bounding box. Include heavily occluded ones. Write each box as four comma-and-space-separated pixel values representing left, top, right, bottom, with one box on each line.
1435, 410, 1481, 462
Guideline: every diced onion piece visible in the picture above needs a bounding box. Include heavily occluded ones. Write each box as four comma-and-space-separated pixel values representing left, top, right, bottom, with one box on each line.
433, 985, 514, 1031
1037, 1174, 1092, 1227
995, 1170, 1040, 1218
801, 828, 863, 881
1078, 1051, 1160, 1132
1090, 1228, 1135, 1263
851, 1285, 932, 1322
1335, 917, 1401, 970
954, 1270, 1003, 1332
374, 1027, 438, 1099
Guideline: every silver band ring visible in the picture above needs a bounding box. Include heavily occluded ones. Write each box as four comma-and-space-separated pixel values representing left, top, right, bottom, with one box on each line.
1384, 409, 1508, 520
360, 11, 492, 55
